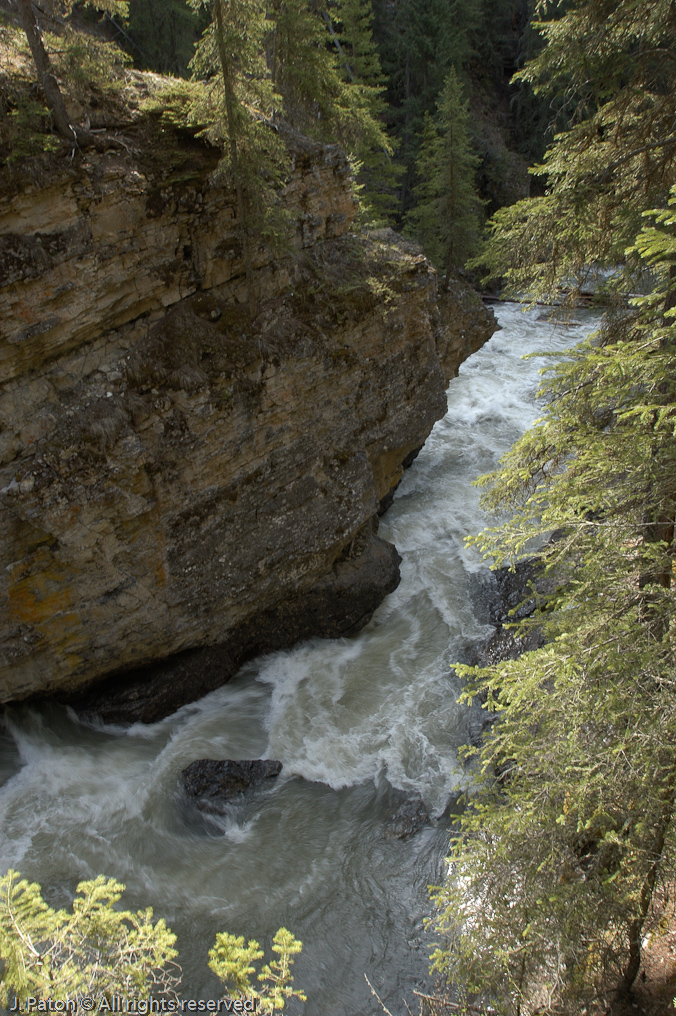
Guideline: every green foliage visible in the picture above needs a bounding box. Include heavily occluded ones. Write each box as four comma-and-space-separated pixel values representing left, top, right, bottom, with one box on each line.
209, 927, 305, 1013
0, 21, 51, 167
427, 5, 676, 1009
0, 871, 179, 1005
52, 31, 133, 97
336, 0, 383, 85
476, 0, 676, 302
188, 0, 291, 278
189, 0, 275, 122
372, 0, 534, 215
404, 68, 482, 276
269, 0, 392, 206
373, 0, 476, 214
0, 870, 304, 1012
430, 194, 676, 1015
48, 0, 129, 18
185, 0, 393, 249
4, 92, 60, 165
140, 77, 207, 130
333, 0, 400, 224
268, 0, 334, 135
124, 0, 209, 77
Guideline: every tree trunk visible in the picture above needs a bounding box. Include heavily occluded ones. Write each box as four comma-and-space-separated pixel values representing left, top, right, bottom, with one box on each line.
618, 768, 676, 995
16, 0, 125, 151
16, 0, 76, 142
321, 10, 354, 81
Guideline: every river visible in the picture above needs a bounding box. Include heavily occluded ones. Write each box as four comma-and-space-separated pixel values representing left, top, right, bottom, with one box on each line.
0, 303, 595, 1015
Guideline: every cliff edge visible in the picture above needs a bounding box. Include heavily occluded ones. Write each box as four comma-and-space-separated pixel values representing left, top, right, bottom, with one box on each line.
0, 108, 496, 723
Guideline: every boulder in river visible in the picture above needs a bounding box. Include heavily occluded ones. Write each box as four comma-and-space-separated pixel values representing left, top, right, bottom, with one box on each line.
182, 759, 283, 813
384, 796, 430, 839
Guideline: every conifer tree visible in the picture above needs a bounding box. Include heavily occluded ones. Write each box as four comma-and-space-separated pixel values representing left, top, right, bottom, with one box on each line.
268, 0, 390, 170
433, 188, 676, 1015
431, 1, 676, 1012
267, 0, 337, 136
477, 0, 676, 302
209, 927, 306, 1013
125, 0, 208, 77
336, 0, 382, 84
188, 0, 289, 310
334, 0, 400, 223
0, 871, 179, 1005
374, 0, 481, 212
405, 68, 481, 279
16, 0, 129, 144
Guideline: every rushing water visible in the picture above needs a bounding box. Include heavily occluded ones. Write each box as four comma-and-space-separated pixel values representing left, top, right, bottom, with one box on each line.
0, 304, 595, 1015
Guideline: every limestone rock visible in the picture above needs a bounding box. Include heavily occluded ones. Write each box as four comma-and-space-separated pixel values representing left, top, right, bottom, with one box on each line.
71, 524, 400, 724
466, 558, 559, 669
0, 120, 497, 719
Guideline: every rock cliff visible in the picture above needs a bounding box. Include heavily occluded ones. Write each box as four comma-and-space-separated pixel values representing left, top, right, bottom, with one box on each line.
0, 120, 496, 723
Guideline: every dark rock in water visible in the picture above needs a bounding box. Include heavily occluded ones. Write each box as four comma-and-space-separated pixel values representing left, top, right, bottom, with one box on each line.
486, 559, 541, 625
467, 625, 544, 670
384, 796, 430, 839
182, 759, 283, 813
438, 790, 464, 820
466, 711, 500, 749
465, 557, 557, 670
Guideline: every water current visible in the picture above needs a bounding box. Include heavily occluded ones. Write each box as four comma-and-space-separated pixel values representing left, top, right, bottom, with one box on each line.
0, 303, 596, 1015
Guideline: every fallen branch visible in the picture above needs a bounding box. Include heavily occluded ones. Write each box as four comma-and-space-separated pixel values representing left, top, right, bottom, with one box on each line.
365, 974, 397, 1016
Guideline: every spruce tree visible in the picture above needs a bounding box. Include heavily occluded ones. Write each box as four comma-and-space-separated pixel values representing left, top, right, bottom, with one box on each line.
189, 0, 289, 310
405, 68, 482, 279
373, 0, 481, 213
431, 1, 676, 1012
477, 0, 676, 302
0, 871, 179, 1004
333, 0, 398, 223
336, 0, 383, 84
433, 190, 676, 1014
269, 0, 390, 166
267, 0, 339, 138
0, 869, 304, 1011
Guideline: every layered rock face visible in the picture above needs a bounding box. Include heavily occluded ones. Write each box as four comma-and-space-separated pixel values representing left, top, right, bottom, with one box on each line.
0, 124, 496, 722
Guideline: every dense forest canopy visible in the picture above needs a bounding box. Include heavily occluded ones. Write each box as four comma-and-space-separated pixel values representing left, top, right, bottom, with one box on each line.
3, 0, 546, 248
120, 0, 543, 205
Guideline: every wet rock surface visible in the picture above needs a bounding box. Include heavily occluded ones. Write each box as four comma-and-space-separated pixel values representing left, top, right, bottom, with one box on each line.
384, 796, 430, 839
466, 558, 552, 669
182, 758, 283, 814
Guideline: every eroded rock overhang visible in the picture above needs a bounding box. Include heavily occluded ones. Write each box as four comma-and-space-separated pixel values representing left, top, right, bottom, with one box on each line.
0, 124, 496, 721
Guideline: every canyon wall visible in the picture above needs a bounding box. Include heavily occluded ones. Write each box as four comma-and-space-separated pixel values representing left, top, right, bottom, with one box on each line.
0, 123, 496, 722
